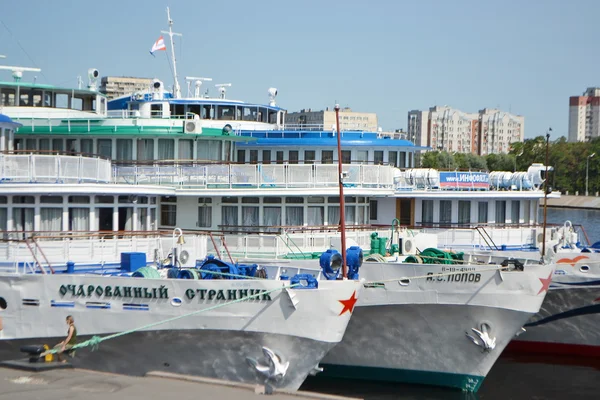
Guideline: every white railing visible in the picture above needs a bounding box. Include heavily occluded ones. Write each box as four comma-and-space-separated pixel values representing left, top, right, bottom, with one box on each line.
0, 234, 209, 274
0, 154, 112, 184
113, 163, 395, 189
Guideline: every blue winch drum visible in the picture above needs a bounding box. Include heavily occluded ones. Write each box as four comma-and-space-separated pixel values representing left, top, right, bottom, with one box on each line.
177, 268, 200, 279
290, 273, 318, 289
167, 268, 179, 279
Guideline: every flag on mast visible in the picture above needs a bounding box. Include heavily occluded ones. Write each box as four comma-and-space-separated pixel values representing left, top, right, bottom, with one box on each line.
150, 36, 167, 56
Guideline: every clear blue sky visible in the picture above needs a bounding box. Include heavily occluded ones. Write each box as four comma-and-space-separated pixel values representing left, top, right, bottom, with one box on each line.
1, 0, 597, 139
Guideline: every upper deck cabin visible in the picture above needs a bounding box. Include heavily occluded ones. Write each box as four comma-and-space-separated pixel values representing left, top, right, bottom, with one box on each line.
0, 81, 107, 119
107, 80, 286, 130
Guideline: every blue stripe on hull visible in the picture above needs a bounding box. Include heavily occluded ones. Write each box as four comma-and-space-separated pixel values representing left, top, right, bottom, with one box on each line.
319, 363, 485, 392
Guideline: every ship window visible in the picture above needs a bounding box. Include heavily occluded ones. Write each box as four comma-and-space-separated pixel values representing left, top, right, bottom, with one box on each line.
55, 93, 68, 109
80, 139, 93, 155
97, 139, 112, 159
276, 151, 284, 164
285, 206, 303, 226
13, 196, 34, 204
178, 139, 193, 160
258, 107, 268, 123
72, 97, 83, 111
421, 200, 433, 224
0, 208, 6, 233
308, 206, 324, 225
217, 106, 234, 120
242, 106, 255, 121
116, 139, 133, 161
32, 90, 43, 107
249, 150, 258, 164
41, 196, 63, 204
263, 197, 281, 204
69, 208, 90, 231
222, 197, 238, 203
242, 197, 259, 204
263, 207, 281, 231
286, 197, 303, 204
268, 109, 277, 124
304, 150, 315, 164
262, 150, 271, 164
458, 201, 471, 225
495, 201, 506, 224
478, 202, 488, 223
221, 206, 238, 227
150, 104, 162, 118
95, 195, 113, 204
137, 139, 154, 160
511, 200, 520, 224
52, 139, 64, 151
308, 197, 324, 203
198, 198, 212, 204
66, 139, 77, 153
341, 150, 351, 163
1, 89, 15, 106
374, 151, 384, 165
439, 200, 452, 225
25, 139, 36, 150
158, 139, 174, 159
160, 204, 176, 226
0, 196, 6, 204
69, 196, 90, 204
289, 151, 299, 164
322, 150, 334, 164
197, 205, 212, 228
236, 149, 245, 162
389, 151, 398, 167
357, 150, 368, 163
328, 197, 340, 203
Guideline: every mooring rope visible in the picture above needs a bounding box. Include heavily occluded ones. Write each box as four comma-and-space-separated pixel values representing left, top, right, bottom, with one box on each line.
42, 282, 300, 356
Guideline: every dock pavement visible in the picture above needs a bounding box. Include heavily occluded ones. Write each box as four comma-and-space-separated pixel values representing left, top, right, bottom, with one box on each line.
0, 367, 361, 400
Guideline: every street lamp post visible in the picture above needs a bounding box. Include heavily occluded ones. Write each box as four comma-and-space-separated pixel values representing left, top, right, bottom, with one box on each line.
586, 152, 596, 196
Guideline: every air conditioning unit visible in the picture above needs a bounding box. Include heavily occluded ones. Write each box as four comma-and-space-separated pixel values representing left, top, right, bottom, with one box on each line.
183, 120, 202, 134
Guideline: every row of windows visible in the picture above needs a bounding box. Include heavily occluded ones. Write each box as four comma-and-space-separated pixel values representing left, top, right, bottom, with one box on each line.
0, 195, 154, 205
421, 200, 531, 225
14, 137, 230, 162
237, 149, 410, 167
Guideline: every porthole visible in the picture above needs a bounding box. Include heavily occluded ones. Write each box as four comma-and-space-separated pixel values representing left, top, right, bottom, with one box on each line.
580, 265, 590, 273
171, 297, 182, 307
0, 297, 7, 310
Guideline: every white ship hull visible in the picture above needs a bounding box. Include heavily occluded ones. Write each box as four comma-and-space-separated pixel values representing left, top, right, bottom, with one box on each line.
286, 259, 553, 392
0, 273, 361, 391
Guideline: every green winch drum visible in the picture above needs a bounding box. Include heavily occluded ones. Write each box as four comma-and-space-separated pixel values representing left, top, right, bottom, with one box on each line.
131, 266, 161, 279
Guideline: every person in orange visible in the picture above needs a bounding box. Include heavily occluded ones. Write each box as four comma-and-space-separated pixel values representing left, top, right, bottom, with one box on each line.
54, 315, 77, 362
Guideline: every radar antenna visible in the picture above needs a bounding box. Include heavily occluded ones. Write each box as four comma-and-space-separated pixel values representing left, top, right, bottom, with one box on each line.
215, 83, 232, 99
185, 76, 212, 98
0, 65, 42, 82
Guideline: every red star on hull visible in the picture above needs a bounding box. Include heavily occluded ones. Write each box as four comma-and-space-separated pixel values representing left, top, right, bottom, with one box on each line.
338, 290, 358, 316
537, 272, 553, 295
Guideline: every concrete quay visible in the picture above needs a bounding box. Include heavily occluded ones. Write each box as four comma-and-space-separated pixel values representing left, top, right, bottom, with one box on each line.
0, 367, 360, 400
547, 195, 600, 210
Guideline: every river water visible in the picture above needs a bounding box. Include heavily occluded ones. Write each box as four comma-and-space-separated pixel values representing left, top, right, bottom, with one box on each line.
300, 208, 600, 399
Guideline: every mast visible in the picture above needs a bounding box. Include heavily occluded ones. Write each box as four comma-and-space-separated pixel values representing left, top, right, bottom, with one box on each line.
541, 130, 551, 259
335, 104, 348, 278
161, 7, 182, 99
